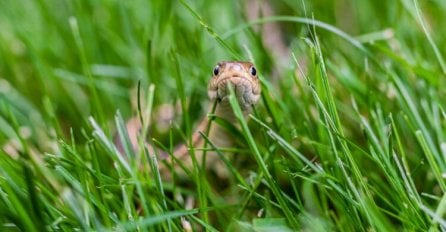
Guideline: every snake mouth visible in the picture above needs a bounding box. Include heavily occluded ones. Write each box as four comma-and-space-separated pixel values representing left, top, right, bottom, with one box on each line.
208, 76, 260, 110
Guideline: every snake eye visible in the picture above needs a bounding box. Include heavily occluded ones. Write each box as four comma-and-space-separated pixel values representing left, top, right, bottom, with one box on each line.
213, 65, 220, 76
249, 66, 257, 76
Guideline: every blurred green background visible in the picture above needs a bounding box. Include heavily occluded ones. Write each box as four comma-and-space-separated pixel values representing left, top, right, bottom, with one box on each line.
1, 0, 445, 138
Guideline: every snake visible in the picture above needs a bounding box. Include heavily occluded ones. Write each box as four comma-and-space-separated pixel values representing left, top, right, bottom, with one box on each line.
118, 61, 261, 177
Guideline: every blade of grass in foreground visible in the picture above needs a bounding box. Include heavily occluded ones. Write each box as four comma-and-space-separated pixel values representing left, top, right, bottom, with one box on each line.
170, 50, 212, 226
227, 84, 300, 228
302, 35, 394, 230
179, 0, 242, 60
69, 17, 105, 127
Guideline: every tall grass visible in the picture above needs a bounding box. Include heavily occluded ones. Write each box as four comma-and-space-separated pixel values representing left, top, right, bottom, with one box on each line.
0, 0, 445, 231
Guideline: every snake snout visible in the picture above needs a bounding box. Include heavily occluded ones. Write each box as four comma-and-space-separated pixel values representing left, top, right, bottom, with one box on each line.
211, 77, 259, 110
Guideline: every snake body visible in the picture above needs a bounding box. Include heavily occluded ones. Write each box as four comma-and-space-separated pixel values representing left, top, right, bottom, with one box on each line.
119, 61, 261, 177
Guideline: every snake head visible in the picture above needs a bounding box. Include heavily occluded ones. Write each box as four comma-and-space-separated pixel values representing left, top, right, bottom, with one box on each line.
208, 61, 261, 112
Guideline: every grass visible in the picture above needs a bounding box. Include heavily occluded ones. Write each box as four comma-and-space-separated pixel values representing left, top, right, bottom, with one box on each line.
1, 0, 446, 231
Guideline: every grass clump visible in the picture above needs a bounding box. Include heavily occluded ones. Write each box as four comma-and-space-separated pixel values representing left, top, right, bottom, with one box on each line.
0, 0, 446, 231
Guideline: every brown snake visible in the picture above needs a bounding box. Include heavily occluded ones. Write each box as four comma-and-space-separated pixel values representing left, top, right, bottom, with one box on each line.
118, 61, 261, 177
